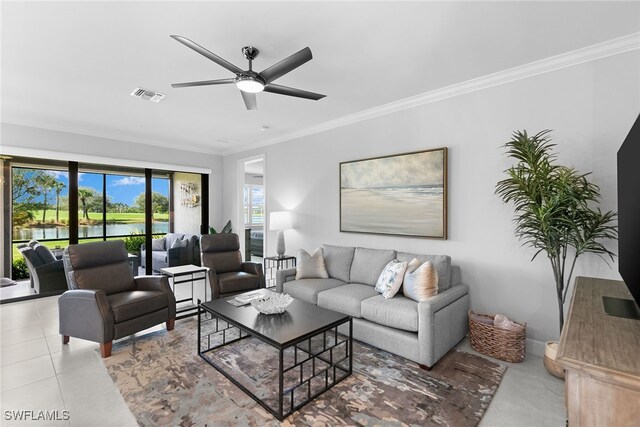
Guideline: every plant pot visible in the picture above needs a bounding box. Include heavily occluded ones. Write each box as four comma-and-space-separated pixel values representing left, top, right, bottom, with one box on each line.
543, 341, 565, 379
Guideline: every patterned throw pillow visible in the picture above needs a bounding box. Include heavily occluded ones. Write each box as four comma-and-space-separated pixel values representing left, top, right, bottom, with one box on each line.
151, 237, 166, 251
375, 259, 409, 299
403, 258, 438, 302
296, 248, 330, 280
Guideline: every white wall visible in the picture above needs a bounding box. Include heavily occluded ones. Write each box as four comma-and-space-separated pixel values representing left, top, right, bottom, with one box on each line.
0, 124, 224, 233
222, 51, 640, 347
173, 172, 202, 235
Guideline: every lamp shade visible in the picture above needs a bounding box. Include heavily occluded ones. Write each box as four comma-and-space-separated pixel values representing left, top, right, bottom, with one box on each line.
269, 211, 292, 231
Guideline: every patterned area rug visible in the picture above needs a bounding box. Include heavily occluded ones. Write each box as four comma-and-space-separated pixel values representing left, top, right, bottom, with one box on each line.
102, 322, 505, 426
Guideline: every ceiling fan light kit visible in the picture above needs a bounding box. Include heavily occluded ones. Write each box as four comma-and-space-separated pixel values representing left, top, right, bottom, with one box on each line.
170, 35, 325, 110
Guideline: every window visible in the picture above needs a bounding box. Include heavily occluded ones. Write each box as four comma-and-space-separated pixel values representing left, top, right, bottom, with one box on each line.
244, 184, 264, 226
11, 166, 70, 280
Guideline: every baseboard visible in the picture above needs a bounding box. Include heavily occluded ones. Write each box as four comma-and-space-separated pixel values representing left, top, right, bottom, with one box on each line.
526, 338, 546, 357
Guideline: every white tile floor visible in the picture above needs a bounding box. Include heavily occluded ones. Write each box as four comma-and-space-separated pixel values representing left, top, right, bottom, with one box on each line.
0, 294, 566, 427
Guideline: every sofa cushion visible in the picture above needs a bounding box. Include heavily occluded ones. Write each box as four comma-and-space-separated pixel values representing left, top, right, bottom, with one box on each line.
317, 283, 379, 318
151, 237, 166, 251
396, 252, 452, 290
34, 244, 56, 264
296, 248, 329, 280
361, 295, 419, 332
349, 248, 396, 286
322, 245, 355, 282
283, 278, 345, 305
217, 271, 260, 294
107, 290, 168, 323
151, 251, 167, 263
375, 259, 408, 299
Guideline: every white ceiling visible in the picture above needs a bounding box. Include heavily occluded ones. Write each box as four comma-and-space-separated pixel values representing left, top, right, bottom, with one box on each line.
2, 1, 639, 155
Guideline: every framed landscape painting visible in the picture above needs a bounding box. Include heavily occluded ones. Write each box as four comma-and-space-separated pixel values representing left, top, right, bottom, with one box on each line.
340, 148, 448, 239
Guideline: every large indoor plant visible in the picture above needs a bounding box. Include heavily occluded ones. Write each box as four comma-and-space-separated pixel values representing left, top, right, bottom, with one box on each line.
495, 130, 617, 334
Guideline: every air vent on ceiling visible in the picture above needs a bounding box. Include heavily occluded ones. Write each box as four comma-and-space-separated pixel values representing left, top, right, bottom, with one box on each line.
130, 87, 166, 103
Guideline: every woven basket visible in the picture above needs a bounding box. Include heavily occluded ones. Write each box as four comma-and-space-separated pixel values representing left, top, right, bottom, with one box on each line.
468, 310, 526, 363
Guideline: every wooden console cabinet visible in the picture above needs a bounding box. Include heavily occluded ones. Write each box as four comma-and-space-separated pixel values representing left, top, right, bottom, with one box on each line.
557, 276, 640, 426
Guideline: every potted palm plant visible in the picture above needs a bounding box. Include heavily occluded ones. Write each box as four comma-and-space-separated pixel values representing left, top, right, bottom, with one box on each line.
495, 130, 617, 377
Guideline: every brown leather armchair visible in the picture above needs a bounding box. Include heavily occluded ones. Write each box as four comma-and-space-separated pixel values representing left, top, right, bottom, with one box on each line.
200, 233, 265, 299
59, 240, 176, 357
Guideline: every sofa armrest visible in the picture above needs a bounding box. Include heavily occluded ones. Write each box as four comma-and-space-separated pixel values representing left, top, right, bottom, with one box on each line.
418, 283, 470, 368
275, 268, 297, 293
167, 246, 192, 267
241, 262, 266, 289
33, 260, 68, 293
58, 289, 114, 344
35, 259, 64, 275
135, 275, 176, 319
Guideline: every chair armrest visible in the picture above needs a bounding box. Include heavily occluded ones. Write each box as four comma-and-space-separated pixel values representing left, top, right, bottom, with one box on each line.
241, 262, 266, 288
276, 268, 297, 293
135, 275, 176, 318
58, 289, 114, 344
207, 268, 220, 300
418, 284, 470, 368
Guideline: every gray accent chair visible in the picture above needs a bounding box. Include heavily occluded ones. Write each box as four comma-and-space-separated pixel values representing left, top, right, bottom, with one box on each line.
200, 233, 265, 300
18, 242, 67, 294
60, 240, 176, 358
140, 232, 200, 273
276, 244, 470, 369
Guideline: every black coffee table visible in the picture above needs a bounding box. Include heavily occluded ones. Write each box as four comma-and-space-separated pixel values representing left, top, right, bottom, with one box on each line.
198, 289, 352, 421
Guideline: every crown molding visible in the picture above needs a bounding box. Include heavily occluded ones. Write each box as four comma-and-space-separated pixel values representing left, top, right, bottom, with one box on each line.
223, 32, 640, 156
0, 145, 212, 174
1, 118, 225, 156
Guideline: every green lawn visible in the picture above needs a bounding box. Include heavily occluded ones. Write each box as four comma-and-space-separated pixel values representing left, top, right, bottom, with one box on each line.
30, 210, 169, 223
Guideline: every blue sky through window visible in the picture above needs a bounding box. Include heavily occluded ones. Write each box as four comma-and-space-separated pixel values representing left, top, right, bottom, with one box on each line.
15, 168, 169, 205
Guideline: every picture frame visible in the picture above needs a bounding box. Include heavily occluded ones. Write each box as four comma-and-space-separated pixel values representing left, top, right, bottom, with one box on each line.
340, 147, 448, 239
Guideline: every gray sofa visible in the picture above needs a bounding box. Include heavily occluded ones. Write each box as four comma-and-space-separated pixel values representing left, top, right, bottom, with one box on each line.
276, 244, 470, 369
140, 232, 200, 272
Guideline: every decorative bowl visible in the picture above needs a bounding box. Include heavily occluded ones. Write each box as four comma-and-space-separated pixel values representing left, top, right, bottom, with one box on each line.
251, 293, 293, 315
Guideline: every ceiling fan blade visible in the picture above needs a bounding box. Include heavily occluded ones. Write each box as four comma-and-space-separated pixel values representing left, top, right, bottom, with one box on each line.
171, 78, 236, 88
170, 35, 244, 74
263, 83, 326, 100
241, 91, 257, 110
259, 47, 312, 84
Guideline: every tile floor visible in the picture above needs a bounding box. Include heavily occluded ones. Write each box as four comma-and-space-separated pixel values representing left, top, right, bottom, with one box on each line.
0, 294, 566, 427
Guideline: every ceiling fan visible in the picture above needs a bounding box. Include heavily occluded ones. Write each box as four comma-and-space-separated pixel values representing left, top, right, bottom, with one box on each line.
170, 35, 326, 110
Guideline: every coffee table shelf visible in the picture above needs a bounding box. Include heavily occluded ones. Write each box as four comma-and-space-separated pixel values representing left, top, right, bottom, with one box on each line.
198, 289, 352, 421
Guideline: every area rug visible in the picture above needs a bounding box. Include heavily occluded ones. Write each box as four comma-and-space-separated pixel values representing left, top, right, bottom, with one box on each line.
102, 323, 505, 426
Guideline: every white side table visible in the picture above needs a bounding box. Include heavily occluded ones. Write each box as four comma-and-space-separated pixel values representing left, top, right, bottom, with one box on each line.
161, 264, 209, 319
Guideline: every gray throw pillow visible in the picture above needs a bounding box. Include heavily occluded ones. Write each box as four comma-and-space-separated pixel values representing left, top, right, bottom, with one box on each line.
151, 237, 166, 251
171, 238, 188, 249
296, 248, 329, 280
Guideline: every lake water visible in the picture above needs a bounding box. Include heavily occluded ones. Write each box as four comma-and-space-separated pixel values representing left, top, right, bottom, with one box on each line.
13, 222, 169, 241
341, 186, 444, 237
